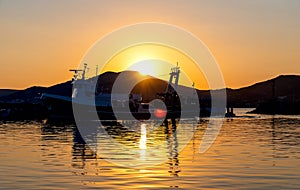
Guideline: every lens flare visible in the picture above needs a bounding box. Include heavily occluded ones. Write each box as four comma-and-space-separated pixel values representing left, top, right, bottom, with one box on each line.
154, 108, 167, 119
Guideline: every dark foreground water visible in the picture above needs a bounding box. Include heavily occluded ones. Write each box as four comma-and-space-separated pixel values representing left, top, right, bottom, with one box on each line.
0, 109, 299, 189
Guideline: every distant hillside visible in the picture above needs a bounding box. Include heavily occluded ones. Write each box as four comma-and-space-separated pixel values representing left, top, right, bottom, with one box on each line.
0, 89, 19, 97
227, 75, 300, 107
93, 71, 152, 94
92, 73, 300, 108
0, 81, 72, 103
0, 72, 299, 109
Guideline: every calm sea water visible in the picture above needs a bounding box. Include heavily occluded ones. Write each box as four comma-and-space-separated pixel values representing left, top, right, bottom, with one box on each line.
0, 109, 299, 189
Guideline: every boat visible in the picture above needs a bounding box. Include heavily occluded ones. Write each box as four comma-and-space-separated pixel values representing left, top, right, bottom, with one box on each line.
42, 64, 152, 121
41, 63, 201, 123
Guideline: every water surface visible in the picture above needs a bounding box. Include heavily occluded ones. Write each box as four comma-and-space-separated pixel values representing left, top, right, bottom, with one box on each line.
0, 110, 299, 189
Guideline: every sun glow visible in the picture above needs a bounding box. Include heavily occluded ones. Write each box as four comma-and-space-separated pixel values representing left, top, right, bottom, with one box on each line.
99, 43, 209, 89
129, 62, 157, 76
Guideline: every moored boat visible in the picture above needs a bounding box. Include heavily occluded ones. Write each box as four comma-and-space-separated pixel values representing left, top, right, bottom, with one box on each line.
42, 63, 203, 123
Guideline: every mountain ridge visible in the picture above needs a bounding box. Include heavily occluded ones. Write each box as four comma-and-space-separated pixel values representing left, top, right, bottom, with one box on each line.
0, 72, 299, 108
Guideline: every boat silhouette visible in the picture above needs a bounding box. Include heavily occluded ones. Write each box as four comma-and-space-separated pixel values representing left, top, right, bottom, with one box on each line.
42, 63, 202, 123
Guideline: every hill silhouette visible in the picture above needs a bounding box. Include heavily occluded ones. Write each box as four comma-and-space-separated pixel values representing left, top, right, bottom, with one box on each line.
0, 72, 299, 115
0, 89, 19, 97
227, 75, 300, 107
0, 81, 72, 103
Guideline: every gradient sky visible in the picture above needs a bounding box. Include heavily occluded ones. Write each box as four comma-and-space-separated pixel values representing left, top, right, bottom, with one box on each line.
1, 0, 299, 89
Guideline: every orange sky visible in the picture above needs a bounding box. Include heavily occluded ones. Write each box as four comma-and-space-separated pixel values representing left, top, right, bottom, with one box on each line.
0, 0, 299, 89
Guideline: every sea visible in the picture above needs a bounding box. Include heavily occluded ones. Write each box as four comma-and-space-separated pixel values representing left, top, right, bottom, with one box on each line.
0, 108, 299, 189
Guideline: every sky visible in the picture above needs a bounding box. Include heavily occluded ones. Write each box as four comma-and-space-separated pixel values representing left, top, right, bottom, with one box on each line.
0, 0, 300, 89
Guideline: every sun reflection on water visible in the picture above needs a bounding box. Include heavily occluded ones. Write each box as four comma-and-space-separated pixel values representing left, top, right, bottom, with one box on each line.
139, 123, 147, 150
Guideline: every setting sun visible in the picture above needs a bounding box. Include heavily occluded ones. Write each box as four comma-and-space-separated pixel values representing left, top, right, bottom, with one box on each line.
99, 43, 210, 89
129, 61, 158, 76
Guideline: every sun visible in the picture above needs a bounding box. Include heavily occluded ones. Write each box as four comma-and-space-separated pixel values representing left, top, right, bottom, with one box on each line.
100, 43, 210, 89
128, 61, 157, 76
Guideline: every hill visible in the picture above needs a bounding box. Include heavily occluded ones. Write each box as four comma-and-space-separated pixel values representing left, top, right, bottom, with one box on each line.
0, 72, 299, 115
227, 75, 300, 107
0, 81, 72, 103
0, 89, 19, 97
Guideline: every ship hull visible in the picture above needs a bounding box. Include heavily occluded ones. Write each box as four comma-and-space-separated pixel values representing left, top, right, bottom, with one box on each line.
42, 94, 205, 124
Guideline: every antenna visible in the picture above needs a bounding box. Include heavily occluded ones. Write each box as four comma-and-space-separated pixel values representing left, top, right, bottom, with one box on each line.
96, 65, 98, 77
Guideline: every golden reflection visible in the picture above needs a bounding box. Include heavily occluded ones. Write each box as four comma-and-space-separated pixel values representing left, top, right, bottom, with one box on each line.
139, 123, 147, 150
165, 122, 180, 176
139, 123, 147, 160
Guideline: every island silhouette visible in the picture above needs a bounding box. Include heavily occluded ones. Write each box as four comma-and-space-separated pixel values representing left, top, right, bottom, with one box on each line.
0, 71, 299, 121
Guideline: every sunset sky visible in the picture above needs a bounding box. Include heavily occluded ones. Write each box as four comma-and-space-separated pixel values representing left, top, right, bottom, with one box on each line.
1, 0, 299, 89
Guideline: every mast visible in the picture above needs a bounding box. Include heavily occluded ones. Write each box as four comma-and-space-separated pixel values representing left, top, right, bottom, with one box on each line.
166, 62, 180, 93
81, 63, 88, 80
192, 81, 196, 101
